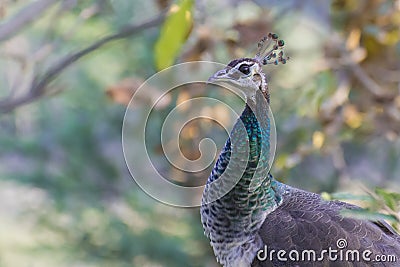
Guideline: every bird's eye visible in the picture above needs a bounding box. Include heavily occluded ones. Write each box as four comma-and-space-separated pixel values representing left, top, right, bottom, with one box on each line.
238, 64, 251, 75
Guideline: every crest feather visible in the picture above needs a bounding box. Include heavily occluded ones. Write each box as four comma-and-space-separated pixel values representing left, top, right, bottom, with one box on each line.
254, 33, 289, 65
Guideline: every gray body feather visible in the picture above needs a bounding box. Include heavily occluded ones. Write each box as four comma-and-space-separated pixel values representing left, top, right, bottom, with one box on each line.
253, 184, 400, 266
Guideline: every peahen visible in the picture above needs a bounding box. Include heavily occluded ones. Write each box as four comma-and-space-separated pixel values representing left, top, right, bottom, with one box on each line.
200, 33, 400, 267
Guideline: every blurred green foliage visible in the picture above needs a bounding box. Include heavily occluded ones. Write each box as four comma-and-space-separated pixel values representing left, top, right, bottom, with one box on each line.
0, 0, 399, 266
155, 0, 193, 70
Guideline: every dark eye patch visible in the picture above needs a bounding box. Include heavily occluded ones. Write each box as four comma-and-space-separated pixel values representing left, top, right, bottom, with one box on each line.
238, 64, 251, 75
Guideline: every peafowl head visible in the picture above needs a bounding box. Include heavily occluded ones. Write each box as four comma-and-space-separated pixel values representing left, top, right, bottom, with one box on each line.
208, 33, 288, 102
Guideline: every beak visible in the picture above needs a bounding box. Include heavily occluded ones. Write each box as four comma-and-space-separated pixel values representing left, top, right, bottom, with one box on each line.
207, 68, 232, 83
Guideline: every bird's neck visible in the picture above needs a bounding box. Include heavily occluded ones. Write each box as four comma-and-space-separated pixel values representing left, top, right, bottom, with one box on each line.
227, 89, 282, 215
203, 90, 281, 214
201, 90, 282, 267
233, 90, 273, 189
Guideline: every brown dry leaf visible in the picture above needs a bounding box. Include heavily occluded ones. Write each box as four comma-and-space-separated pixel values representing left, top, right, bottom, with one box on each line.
181, 26, 213, 62
106, 78, 143, 106
155, 0, 172, 10
232, 18, 272, 48
106, 77, 171, 109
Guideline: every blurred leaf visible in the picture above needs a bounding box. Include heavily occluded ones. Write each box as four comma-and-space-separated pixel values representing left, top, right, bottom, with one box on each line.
154, 0, 194, 70
375, 188, 400, 211
253, 0, 331, 29
312, 131, 325, 149
106, 77, 171, 109
325, 192, 375, 202
340, 209, 399, 224
383, 29, 400, 46
346, 28, 361, 50
106, 77, 143, 106
344, 105, 363, 129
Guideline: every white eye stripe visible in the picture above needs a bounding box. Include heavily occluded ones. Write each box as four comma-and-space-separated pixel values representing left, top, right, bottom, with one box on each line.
234, 61, 255, 69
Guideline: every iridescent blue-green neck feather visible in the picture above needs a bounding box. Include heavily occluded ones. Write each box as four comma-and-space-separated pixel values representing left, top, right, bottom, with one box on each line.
201, 90, 282, 266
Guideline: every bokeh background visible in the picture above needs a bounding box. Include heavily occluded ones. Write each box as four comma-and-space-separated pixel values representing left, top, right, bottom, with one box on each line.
1, 0, 400, 266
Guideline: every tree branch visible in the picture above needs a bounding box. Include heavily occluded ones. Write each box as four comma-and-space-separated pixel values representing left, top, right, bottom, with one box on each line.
0, 0, 59, 42
348, 63, 394, 99
0, 12, 166, 113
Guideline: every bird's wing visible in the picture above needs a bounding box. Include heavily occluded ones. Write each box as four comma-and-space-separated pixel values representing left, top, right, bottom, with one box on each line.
253, 186, 400, 267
